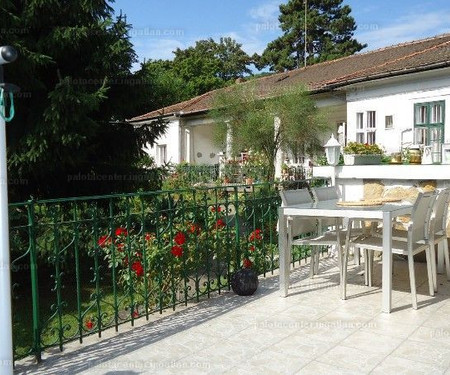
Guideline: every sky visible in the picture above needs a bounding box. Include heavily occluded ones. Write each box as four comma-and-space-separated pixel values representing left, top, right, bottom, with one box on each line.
112, 0, 450, 71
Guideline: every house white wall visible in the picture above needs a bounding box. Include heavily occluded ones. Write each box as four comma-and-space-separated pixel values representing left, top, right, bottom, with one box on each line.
346, 68, 450, 154
145, 117, 221, 166
188, 122, 220, 164
143, 118, 181, 165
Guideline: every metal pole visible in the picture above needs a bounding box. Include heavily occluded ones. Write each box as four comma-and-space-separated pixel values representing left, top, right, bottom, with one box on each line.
0, 88, 13, 375
304, 0, 307, 67
0, 45, 18, 375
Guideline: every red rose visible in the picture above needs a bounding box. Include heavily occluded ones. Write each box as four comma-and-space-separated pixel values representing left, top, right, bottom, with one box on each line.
249, 229, 262, 241
117, 243, 125, 252
98, 235, 110, 247
249, 245, 255, 252
215, 219, 225, 229
115, 227, 128, 237
133, 310, 139, 318
174, 232, 186, 245
85, 319, 94, 330
189, 223, 200, 234
243, 258, 253, 269
211, 206, 222, 213
145, 232, 154, 241
131, 261, 144, 277
171, 245, 183, 258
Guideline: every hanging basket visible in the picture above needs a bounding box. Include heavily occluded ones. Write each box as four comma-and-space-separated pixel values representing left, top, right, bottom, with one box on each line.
231, 268, 258, 296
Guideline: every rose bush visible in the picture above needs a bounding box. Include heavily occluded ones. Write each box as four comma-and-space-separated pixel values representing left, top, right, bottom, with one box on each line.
98, 198, 274, 320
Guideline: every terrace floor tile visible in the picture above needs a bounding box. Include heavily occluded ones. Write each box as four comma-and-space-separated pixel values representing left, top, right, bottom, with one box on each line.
14, 256, 450, 375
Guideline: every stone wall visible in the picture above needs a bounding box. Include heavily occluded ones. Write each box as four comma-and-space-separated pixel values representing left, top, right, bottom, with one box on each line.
362, 179, 450, 235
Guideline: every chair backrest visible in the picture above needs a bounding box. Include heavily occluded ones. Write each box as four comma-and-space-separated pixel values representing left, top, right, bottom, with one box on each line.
280, 188, 313, 207
312, 186, 339, 202
311, 186, 342, 229
279, 188, 316, 234
431, 188, 450, 235
410, 191, 436, 243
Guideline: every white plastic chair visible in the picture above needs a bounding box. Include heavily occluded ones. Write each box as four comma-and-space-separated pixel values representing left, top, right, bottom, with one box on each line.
280, 187, 349, 279
311, 186, 340, 202
371, 188, 450, 292
311, 186, 368, 274
344, 191, 436, 309
311, 186, 342, 229
310, 186, 343, 275
429, 188, 450, 287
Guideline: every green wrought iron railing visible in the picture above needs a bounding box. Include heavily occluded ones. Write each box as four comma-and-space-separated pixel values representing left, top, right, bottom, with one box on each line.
9, 180, 320, 362
173, 164, 220, 184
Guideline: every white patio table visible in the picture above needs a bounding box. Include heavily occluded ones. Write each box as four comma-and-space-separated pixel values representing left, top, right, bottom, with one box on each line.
278, 199, 413, 313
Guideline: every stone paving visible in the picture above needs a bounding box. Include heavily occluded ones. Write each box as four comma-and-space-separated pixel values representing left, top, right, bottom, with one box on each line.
15, 255, 450, 375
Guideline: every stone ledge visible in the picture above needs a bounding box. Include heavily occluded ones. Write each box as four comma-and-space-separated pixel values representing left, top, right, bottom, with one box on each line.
313, 165, 450, 180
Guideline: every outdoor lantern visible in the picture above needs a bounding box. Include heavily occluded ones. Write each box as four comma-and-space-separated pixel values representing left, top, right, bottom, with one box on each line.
324, 134, 341, 166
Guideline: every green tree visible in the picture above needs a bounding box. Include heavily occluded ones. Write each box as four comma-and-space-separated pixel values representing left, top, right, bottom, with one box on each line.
137, 59, 191, 109
257, 0, 366, 72
1, 0, 167, 200
172, 37, 252, 97
212, 83, 329, 179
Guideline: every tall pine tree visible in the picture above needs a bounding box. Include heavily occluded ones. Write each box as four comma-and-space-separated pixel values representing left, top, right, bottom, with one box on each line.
258, 0, 366, 72
0, 0, 166, 199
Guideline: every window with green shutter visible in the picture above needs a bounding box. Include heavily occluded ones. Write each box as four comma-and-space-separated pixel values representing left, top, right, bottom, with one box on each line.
414, 101, 445, 146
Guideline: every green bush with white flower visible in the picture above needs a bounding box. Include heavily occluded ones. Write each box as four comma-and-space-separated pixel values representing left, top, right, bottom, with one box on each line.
343, 142, 384, 155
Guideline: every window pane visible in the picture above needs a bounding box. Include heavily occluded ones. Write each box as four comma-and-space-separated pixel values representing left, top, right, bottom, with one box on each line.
356, 133, 364, 143
356, 113, 363, 129
431, 104, 442, 123
157, 145, 167, 164
385, 115, 393, 129
367, 131, 376, 145
367, 111, 376, 128
430, 127, 442, 142
415, 127, 427, 145
415, 105, 427, 124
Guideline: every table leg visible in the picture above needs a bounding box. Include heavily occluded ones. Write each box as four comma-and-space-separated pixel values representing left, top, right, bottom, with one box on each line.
382, 212, 393, 313
278, 208, 289, 297
340, 223, 347, 300
437, 242, 444, 274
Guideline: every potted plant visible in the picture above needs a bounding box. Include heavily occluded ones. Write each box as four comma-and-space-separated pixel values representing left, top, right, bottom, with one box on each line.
230, 229, 261, 296
343, 142, 384, 165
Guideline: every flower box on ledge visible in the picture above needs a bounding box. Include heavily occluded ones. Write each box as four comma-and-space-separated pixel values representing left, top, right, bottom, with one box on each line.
344, 154, 382, 165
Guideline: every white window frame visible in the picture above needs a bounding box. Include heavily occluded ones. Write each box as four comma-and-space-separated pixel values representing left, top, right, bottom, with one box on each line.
385, 115, 394, 129
355, 111, 376, 144
156, 144, 167, 166
414, 101, 445, 146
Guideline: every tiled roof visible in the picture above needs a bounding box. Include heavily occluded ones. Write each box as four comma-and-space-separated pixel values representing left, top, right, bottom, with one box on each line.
129, 33, 450, 123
